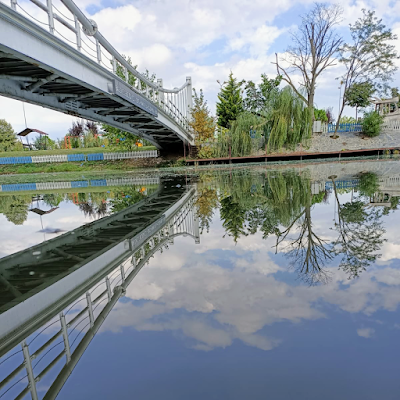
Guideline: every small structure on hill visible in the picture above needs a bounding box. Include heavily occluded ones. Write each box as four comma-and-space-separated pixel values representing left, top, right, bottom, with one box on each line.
17, 128, 48, 149
372, 97, 400, 121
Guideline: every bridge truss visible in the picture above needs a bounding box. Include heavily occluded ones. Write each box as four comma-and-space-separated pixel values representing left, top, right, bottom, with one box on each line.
0, 0, 194, 149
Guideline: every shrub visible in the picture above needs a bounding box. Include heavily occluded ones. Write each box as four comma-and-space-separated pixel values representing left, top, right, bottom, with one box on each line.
358, 172, 379, 197
362, 110, 384, 137
198, 145, 214, 159
314, 108, 328, 122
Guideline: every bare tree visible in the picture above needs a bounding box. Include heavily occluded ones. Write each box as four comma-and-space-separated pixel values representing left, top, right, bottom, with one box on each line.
276, 199, 333, 285
273, 3, 343, 132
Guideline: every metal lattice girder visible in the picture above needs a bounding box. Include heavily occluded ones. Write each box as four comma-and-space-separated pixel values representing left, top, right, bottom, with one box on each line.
0, 1, 194, 148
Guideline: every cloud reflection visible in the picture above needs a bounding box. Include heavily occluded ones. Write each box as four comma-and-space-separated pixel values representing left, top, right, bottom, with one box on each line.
101, 194, 400, 353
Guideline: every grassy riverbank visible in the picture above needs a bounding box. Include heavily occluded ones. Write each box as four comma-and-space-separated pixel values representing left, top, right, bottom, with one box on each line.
0, 146, 156, 158
0, 158, 164, 176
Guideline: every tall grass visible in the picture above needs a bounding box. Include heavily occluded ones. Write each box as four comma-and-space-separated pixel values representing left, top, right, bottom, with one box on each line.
213, 113, 267, 157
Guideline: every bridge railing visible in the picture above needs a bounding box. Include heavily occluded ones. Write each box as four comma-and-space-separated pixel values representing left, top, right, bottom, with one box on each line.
382, 119, 400, 131
5, 0, 192, 132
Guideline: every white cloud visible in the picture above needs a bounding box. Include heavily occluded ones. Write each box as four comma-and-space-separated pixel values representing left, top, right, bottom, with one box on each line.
2, 0, 399, 136
227, 25, 287, 57
357, 328, 375, 338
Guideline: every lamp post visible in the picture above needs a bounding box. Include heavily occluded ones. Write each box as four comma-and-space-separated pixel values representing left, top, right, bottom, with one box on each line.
338, 80, 344, 125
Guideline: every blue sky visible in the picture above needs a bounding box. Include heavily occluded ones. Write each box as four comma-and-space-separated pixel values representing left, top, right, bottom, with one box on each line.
0, 0, 400, 139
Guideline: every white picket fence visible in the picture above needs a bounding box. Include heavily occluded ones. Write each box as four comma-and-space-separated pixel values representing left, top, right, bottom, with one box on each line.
32, 154, 69, 163
28, 150, 158, 164
103, 150, 158, 160
106, 177, 160, 186
36, 181, 72, 190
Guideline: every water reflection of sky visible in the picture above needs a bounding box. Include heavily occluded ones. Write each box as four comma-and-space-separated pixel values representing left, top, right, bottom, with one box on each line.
0, 199, 105, 258
2, 167, 400, 399
55, 181, 400, 399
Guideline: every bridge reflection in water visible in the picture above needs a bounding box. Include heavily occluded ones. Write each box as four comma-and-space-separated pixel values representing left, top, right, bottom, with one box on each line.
0, 180, 199, 400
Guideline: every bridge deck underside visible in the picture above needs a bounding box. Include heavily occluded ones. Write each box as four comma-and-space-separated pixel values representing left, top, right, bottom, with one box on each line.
0, 181, 186, 314
0, 52, 185, 147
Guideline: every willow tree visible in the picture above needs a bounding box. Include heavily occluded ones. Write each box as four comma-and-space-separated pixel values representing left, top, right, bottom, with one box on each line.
267, 86, 311, 151
274, 3, 343, 131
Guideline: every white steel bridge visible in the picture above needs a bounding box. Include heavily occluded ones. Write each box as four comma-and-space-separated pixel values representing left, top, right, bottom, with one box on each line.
0, 181, 199, 399
0, 0, 194, 150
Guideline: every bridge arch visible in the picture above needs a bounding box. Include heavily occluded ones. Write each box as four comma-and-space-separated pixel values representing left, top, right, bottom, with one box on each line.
0, 0, 194, 149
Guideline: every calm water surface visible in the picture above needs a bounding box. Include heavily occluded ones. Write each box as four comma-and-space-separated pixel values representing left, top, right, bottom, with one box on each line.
1, 161, 400, 399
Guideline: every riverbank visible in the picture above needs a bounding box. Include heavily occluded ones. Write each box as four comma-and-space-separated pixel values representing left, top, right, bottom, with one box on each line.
0, 157, 167, 176
0, 146, 156, 158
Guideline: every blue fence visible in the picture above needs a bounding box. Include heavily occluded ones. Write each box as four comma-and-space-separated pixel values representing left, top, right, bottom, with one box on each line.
0, 176, 160, 193
87, 153, 104, 161
71, 180, 89, 188
0, 156, 33, 165
2, 183, 37, 191
325, 179, 360, 190
327, 123, 362, 133
67, 154, 85, 162
0, 150, 158, 166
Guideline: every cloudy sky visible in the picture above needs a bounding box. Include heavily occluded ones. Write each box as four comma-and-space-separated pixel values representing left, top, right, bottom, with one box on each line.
1, 0, 400, 139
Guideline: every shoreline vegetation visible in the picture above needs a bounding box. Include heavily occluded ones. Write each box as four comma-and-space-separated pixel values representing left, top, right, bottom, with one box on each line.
0, 146, 156, 158
0, 7, 398, 172
0, 154, 397, 186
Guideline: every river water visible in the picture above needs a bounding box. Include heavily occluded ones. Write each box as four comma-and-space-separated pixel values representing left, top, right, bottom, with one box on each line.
1, 159, 400, 399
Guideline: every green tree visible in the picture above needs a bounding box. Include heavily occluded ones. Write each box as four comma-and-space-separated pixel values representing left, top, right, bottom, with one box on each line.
195, 187, 218, 233
358, 171, 380, 197
101, 124, 140, 151
115, 54, 138, 86
314, 109, 328, 122
42, 193, 65, 207
335, 10, 399, 136
0, 119, 18, 152
33, 136, 57, 150
344, 81, 375, 119
216, 72, 244, 128
339, 116, 357, 124
340, 201, 367, 224
189, 89, 215, 143
110, 188, 145, 213
390, 87, 400, 107
243, 74, 282, 114
331, 179, 386, 279
0, 195, 30, 225
220, 196, 247, 242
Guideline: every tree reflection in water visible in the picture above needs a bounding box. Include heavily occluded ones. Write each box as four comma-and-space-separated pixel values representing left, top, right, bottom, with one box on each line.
196, 169, 395, 284
330, 175, 386, 279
